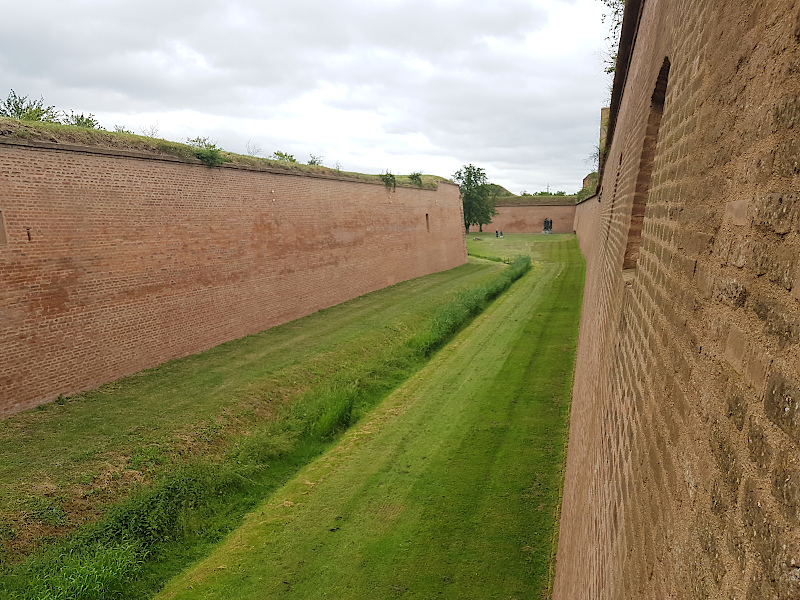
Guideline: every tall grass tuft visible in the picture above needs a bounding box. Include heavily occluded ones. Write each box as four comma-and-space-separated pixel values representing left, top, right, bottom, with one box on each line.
409, 255, 531, 356
5, 540, 147, 600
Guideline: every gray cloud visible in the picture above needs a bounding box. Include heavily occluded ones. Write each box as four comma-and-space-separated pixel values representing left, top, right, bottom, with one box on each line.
0, 0, 609, 192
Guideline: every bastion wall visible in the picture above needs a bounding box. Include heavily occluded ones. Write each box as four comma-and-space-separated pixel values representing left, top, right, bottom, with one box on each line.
490, 203, 577, 234
0, 140, 467, 417
555, 1, 800, 598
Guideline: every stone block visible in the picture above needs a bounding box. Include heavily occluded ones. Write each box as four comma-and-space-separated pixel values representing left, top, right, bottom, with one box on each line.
764, 371, 800, 444
748, 415, 773, 473
726, 387, 746, 430
752, 192, 797, 234
769, 247, 798, 291
710, 424, 742, 496
741, 479, 778, 559
729, 239, 750, 269
723, 200, 749, 226
773, 95, 800, 132
772, 449, 800, 525
753, 299, 800, 349
746, 350, 770, 395
715, 277, 748, 308
793, 267, 800, 302
725, 324, 747, 374
694, 262, 714, 300
725, 524, 745, 573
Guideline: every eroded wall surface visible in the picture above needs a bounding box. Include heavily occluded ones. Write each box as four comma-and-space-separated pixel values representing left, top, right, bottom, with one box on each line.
555, 1, 800, 598
0, 141, 467, 417
490, 204, 576, 234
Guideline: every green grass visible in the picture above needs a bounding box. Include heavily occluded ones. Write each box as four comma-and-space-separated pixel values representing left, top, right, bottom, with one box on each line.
156, 234, 584, 600
0, 118, 447, 189
1, 258, 531, 599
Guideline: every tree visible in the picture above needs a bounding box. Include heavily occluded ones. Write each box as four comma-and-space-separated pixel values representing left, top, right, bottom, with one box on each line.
600, 0, 625, 74
453, 164, 497, 234
0, 90, 60, 122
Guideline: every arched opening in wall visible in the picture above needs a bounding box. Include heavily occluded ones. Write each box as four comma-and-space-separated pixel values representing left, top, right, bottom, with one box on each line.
426, 213, 430, 233
605, 153, 624, 243
623, 57, 670, 270
0, 210, 6, 245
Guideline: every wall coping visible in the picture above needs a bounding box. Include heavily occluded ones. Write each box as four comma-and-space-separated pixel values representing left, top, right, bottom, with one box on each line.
597, 0, 644, 189
495, 201, 577, 208
574, 194, 599, 207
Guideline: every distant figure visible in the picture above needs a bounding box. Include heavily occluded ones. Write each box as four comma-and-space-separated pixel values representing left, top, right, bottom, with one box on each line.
500, 231, 504, 238
495, 230, 499, 237
543, 218, 553, 233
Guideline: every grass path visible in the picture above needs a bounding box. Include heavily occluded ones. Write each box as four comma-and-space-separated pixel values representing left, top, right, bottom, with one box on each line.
1, 258, 512, 598
157, 234, 584, 599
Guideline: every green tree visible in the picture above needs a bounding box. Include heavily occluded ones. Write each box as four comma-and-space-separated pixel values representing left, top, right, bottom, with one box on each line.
0, 89, 60, 122
600, 0, 625, 74
453, 164, 497, 234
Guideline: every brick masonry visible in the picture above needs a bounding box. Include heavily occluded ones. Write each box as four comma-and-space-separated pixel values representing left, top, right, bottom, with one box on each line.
489, 203, 577, 234
0, 141, 467, 417
555, 1, 800, 598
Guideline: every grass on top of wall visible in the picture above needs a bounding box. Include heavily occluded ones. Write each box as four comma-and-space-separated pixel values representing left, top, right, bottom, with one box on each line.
0, 256, 535, 600
0, 118, 447, 189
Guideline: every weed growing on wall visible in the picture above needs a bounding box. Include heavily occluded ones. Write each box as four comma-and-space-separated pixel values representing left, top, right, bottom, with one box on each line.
270, 151, 297, 163
64, 111, 101, 129
409, 171, 423, 187
187, 136, 226, 167
381, 170, 396, 191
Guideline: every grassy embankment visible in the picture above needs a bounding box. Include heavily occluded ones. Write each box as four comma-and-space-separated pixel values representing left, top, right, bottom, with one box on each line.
1, 257, 535, 599
0, 118, 446, 189
156, 234, 585, 600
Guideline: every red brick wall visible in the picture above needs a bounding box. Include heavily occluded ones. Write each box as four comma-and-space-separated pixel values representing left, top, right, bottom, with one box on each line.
490, 204, 576, 234
555, 1, 800, 598
0, 141, 467, 417
573, 196, 599, 256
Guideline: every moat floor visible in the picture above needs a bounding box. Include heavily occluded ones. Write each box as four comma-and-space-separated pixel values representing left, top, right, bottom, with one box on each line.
157, 234, 585, 600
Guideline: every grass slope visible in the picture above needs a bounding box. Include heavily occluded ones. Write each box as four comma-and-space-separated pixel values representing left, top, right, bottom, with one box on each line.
0, 260, 508, 598
157, 234, 584, 600
0, 118, 447, 189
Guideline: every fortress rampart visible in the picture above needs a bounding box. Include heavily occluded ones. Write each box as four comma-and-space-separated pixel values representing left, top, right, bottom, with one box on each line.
556, 1, 800, 598
490, 203, 576, 234
0, 140, 467, 417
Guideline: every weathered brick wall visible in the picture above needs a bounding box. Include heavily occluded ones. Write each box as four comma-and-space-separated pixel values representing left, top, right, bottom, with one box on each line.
555, 1, 800, 598
0, 141, 467, 417
573, 196, 599, 256
489, 204, 577, 234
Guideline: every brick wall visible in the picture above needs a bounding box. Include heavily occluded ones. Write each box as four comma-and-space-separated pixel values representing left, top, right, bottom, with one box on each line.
489, 203, 576, 234
0, 141, 467, 417
555, 1, 800, 598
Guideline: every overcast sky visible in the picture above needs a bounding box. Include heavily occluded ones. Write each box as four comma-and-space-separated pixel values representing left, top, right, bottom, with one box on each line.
1, 0, 610, 194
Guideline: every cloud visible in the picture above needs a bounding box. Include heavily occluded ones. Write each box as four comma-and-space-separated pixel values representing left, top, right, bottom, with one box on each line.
0, 0, 610, 192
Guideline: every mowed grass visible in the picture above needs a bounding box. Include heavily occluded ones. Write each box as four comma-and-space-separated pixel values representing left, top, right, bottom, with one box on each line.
157, 234, 585, 600
0, 259, 510, 598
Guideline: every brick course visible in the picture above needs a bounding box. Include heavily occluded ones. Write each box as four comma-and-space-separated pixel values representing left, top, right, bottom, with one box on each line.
556, 1, 800, 598
0, 141, 466, 417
